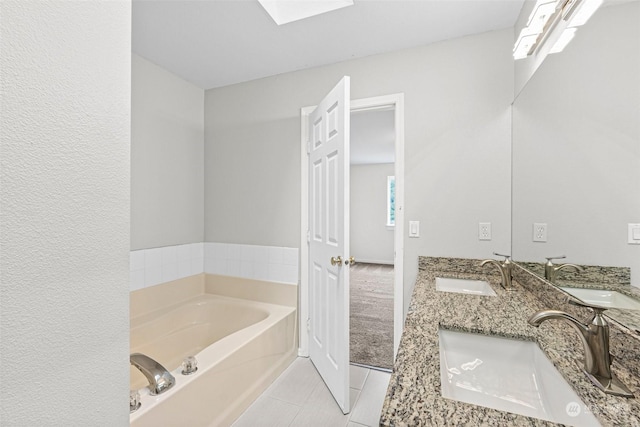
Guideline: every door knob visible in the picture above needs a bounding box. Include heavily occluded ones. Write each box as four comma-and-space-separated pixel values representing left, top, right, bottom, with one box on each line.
345, 256, 355, 266
330, 256, 342, 266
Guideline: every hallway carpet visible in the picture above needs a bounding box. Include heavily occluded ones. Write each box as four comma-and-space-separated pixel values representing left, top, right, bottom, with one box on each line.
350, 263, 394, 370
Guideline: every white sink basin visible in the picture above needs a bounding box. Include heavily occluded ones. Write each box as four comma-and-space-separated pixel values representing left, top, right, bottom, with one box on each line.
439, 329, 600, 426
435, 277, 496, 297
559, 287, 640, 310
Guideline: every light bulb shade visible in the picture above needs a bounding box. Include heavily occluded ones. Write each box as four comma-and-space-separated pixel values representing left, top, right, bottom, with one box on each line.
527, 0, 559, 33
514, 30, 540, 60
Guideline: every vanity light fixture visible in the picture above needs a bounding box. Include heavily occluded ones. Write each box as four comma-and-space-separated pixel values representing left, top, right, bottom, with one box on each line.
258, 0, 354, 26
550, 0, 603, 53
513, 0, 603, 59
513, 0, 559, 59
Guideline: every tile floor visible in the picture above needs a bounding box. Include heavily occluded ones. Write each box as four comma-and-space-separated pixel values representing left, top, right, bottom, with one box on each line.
232, 357, 391, 427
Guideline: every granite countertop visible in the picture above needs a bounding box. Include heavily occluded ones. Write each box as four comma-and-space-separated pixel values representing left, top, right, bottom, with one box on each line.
380, 259, 640, 427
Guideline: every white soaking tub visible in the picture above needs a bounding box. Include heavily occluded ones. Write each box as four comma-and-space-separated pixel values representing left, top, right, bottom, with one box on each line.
129, 275, 297, 427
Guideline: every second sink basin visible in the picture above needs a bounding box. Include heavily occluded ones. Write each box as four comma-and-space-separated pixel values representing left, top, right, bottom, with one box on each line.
439, 329, 600, 426
559, 287, 640, 310
436, 277, 496, 296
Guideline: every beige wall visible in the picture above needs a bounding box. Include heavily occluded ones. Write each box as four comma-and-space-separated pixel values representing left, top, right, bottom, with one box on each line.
1, 2, 131, 424
351, 163, 395, 264
131, 54, 204, 250
204, 28, 514, 312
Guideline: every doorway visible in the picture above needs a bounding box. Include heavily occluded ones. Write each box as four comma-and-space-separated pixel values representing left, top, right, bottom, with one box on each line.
349, 108, 396, 370
299, 93, 405, 369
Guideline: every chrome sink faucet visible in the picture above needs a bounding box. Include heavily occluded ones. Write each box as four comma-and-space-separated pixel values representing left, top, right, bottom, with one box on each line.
544, 255, 584, 283
480, 252, 515, 291
130, 353, 176, 395
528, 300, 634, 397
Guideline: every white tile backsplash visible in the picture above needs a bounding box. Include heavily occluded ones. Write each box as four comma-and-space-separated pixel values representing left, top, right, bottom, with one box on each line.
227, 244, 241, 261
178, 259, 192, 277
240, 244, 255, 262
204, 242, 299, 285
130, 251, 145, 271
177, 244, 191, 262
161, 245, 177, 265
130, 268, 145, 291
191, 242, 204, 259
131, 242, 299, 291
144, 248, 162, 288
268, 246, 283, 264
161, 262, 179, 283
130, 242, 205, 292
282, 247, 299, 266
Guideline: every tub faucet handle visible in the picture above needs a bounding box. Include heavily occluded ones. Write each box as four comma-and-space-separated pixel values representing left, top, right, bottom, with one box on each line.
182, 356, 198, 375
130, 390, 141, 413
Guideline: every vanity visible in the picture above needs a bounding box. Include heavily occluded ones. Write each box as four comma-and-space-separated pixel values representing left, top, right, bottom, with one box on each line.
381, 2, 640, 425
379, 257, 640, 426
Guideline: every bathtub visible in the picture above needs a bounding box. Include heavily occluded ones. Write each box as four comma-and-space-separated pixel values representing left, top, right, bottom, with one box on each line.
130, 274, 297, 427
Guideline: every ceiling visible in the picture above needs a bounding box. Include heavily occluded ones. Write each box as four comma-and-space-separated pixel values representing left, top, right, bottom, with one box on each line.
132, 0, 525, 90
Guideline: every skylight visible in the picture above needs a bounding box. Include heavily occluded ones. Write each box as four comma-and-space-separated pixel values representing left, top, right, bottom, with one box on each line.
258, 0, 354, 25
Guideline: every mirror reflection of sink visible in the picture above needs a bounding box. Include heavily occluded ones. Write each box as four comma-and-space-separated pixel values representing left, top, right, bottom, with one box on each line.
559, 287, 640, 311
439, 329, 600, 426
435, 277, 496, 297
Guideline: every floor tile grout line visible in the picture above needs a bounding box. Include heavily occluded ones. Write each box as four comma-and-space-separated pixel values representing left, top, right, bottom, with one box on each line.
262, 393, 305, 409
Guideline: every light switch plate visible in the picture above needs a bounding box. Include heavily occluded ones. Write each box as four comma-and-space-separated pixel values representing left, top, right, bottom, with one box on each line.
409, 221, 420, 238
628, 223, 640, 244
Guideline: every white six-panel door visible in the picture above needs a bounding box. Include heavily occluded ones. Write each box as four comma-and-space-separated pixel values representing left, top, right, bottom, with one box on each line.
308, 76, 351, 414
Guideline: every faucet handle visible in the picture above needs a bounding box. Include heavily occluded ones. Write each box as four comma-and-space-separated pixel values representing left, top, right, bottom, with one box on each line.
545, 255, 566, 263
493, 252, 511, 260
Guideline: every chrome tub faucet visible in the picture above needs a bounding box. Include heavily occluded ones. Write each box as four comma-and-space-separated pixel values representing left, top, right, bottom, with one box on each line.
528, 300, 633, 397
544, 255, 584, 283
481, 252, 515, 291
130, 353, 176, 395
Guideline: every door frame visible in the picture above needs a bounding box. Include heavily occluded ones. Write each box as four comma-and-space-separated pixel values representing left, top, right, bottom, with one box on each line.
299, 93, 405, 361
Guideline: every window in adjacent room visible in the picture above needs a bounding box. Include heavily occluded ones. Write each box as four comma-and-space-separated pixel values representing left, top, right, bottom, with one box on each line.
387, 175, 395, 227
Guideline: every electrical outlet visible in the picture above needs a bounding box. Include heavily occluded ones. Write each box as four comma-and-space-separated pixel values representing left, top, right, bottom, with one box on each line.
533, 223, 547, 242
479, 222, 492, 241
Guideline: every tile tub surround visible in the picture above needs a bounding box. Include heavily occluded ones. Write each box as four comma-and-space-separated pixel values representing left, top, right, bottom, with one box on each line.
204, 242, 299, 285
380, 257, 640, 427
130, 243, 205, 291
130, 243, 300, 291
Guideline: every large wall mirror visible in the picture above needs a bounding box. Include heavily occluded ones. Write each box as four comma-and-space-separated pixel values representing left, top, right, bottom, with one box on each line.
512, 1, 640, 330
